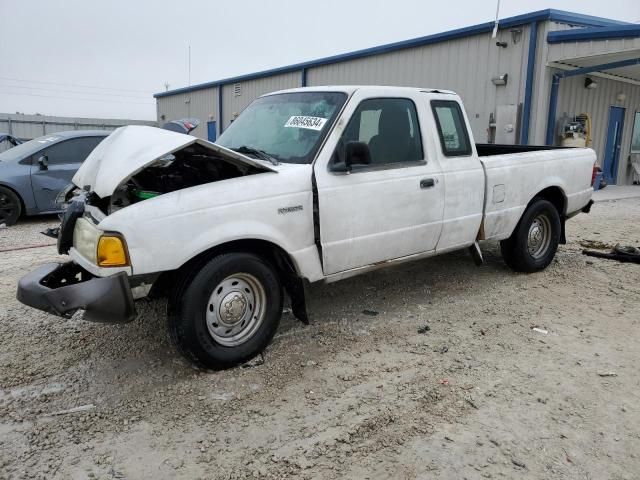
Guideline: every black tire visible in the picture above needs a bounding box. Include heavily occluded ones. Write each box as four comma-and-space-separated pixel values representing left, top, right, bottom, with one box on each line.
0, 186, 22, 226
500, 198, 561, 273
168, 252, 283, 369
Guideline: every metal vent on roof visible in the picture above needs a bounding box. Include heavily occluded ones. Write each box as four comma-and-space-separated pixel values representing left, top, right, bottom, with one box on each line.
234, 83, 242, 96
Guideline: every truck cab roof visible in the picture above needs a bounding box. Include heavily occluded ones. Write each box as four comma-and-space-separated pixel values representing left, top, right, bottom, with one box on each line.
265, 85, 458, 97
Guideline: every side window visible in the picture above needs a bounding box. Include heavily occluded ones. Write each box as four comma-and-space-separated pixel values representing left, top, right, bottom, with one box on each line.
340, 98, 423, 166
431, 100, 471, 156
43, 136, 104, 165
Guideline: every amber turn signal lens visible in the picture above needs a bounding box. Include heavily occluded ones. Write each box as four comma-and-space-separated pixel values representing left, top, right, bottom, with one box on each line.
97, 235, 129, 267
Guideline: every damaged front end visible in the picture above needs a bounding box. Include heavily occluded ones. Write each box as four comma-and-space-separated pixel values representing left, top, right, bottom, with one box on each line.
60, 125, 277, 217
106, 142, 267, 214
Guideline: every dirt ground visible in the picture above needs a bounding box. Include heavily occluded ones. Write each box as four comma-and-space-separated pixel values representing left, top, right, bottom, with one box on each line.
1, 198, 639, 480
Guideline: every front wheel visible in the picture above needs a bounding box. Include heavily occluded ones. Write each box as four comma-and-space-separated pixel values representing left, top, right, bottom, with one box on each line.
168, 252, 283, 369
0, 186, 21, 226
500, 198, 561, 273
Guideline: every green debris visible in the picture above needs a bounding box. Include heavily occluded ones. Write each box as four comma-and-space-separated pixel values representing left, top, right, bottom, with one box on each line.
132, 189, 160, 200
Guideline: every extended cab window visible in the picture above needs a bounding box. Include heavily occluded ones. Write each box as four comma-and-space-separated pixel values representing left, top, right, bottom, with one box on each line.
431, 100, 471, 156
340, 98, 423, 166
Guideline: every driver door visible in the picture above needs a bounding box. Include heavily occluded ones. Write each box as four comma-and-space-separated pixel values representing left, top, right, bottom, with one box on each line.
314, 89, 444, 275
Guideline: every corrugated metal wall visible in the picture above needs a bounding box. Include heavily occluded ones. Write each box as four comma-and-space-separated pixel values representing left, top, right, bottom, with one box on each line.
307, 26, 530, 141
0, 113, 155, 142
221, 71, 301, 128
156, 26, 533, 143
556, 74, 640, 184
156, 87, 218, 139
153, 18, 639, 184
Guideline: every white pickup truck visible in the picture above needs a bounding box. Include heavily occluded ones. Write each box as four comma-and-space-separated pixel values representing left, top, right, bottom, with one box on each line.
17, 86, 595, 369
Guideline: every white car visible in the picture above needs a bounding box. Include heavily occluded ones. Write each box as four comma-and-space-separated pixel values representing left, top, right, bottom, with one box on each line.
17, 86, 595, 369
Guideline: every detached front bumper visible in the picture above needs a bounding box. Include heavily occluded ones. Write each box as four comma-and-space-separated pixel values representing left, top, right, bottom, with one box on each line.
16, 262, 136, 323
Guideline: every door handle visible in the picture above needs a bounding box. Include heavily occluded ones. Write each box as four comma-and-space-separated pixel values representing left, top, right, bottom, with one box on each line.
420, 178, 436, 189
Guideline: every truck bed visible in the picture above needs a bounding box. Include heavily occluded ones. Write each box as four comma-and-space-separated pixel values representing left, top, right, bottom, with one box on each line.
477, 146, 595, 242
476, 143, 569, 157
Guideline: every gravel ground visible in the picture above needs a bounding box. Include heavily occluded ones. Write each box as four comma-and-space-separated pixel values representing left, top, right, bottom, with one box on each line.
1, 200, 639, 480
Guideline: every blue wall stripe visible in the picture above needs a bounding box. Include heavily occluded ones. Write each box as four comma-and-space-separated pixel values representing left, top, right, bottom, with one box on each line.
217, 86, 223, 136
301, 68, 307, 87
520, 21, 538, 145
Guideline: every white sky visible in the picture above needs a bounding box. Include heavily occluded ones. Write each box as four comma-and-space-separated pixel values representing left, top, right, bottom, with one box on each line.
1, 0, 638, 120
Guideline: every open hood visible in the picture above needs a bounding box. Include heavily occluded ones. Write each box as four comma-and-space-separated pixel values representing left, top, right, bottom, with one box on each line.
73, 125, 276, 198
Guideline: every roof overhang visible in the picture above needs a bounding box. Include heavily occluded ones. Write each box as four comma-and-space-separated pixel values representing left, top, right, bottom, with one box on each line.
548, 25, 640, 44
547, 36, 640, 85
544, 50, 640, 144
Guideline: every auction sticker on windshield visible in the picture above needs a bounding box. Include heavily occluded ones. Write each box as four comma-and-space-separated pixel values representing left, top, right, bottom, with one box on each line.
284, 116, 327, 131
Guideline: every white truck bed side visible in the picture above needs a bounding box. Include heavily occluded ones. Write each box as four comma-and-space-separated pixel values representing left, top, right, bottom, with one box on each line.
479, 148, 596, 241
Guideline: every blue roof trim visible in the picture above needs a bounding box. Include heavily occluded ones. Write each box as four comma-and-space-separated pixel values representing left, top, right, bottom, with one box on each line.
155, 9, 631, 98
545, 9, 630, 27
548, 25, 640, 43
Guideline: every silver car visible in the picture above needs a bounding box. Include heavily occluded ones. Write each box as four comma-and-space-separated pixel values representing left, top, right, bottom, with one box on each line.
0, 130, 108, 225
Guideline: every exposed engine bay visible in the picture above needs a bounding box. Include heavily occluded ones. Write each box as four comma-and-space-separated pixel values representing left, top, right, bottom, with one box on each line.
102, 143, 263, 214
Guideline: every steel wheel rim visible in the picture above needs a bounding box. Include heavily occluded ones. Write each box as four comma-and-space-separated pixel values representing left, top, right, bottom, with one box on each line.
206, 273, 266, 347
527, 213, 552, 259
0, 192, 17, 224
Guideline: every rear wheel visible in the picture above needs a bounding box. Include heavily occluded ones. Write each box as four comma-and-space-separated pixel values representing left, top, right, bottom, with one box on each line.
0, 186, 21, 226
168, 252, 283, 369
500, 198, 561, 272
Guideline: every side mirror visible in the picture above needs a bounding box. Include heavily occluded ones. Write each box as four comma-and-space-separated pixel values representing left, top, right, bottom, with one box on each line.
330, 141, 372, 173
38, 155, 49, 171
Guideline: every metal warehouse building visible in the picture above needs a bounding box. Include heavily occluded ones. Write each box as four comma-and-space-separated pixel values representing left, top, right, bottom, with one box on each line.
155, 9, 640, 185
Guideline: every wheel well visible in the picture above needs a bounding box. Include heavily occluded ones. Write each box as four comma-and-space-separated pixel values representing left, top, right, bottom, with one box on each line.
0, 183, 26, 217
532, 186, 566, 216
531, 186, 567, 244
151, 239, 299, 297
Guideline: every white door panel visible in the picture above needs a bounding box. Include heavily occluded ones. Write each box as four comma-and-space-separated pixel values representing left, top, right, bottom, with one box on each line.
437, 160, 485, 249
428, 98, 484, 251
315, 88, 445, 276
318, 166, 443, 274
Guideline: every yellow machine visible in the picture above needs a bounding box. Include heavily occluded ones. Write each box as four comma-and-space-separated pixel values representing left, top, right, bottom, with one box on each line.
561, 113, 592, 148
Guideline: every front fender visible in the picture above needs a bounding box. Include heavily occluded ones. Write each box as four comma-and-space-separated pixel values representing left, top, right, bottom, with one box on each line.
100, 191, 316, 276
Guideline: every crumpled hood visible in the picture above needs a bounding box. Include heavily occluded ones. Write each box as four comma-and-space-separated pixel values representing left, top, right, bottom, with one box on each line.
73, 125, 276, 198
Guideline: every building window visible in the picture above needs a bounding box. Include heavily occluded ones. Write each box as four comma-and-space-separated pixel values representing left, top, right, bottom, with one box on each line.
631, 112, 640, 153
234, 83, 242, 97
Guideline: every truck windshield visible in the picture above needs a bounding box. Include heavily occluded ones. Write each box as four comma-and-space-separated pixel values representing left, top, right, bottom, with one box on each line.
217, 91, 347, 164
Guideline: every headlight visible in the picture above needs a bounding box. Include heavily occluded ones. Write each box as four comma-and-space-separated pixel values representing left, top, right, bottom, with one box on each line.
73, 218, 100, 262
73, 217, 129, 267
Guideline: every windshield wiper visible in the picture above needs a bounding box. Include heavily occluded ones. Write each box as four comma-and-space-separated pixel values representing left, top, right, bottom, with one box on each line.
232, 146, 279, 166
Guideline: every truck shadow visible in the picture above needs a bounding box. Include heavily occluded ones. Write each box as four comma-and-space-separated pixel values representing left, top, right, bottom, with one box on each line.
49, 243, 513, 402
270, 243, 511, 344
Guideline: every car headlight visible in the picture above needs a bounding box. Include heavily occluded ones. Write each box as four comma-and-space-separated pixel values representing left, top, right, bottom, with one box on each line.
55, 183, 77, 210
73, 217, 129, 267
